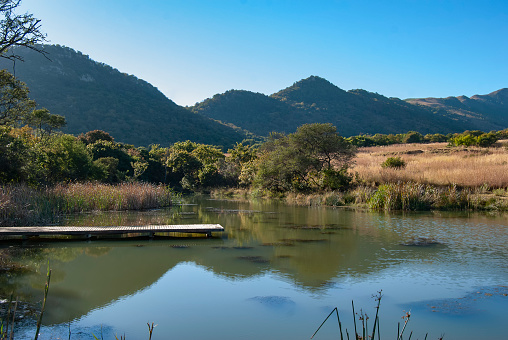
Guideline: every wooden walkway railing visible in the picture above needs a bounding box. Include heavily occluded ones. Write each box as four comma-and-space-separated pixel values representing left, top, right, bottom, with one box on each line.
0, 224, 224, 239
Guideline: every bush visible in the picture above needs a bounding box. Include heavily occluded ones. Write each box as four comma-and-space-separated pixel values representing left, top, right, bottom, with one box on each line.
381, 156, 406, 169
403, 131, 423, 144
321, 167, 352, 190
449, 131, 498, 147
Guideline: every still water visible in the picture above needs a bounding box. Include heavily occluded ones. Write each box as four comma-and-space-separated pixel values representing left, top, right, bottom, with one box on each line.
3, 196, 508, 339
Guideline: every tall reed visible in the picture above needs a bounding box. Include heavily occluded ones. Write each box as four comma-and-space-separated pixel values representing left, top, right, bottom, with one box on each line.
0, 182, 175, 227
367, 182, 483, 211
310, 291, 426, 340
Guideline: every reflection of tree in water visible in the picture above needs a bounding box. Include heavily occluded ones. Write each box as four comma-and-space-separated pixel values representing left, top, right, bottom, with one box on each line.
175, 199, 395, 290
0, 248, 35, 298
3, 196, 468, 325
0, 245, 112, 298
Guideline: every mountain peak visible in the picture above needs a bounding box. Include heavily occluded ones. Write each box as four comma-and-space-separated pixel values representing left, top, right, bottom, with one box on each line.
295, 75, 333, 85
271, 75, 347, 103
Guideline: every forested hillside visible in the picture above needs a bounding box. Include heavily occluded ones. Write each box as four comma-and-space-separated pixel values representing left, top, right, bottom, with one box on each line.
0, 45, 249, 148
193, 76, 506, 136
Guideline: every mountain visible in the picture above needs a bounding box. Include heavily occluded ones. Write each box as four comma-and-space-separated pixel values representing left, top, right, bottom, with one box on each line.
0, 45, 249, 148
193, 76, 506, 136
3, 45, 505, 144
406, 89, 508, 131
192, 89, 305, 136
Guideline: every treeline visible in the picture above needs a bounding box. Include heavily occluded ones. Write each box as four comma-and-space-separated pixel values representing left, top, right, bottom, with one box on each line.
3, 121, 508, 193
346, 129, 508, 147
0, 122, 355, 194
0, 126, 229, 189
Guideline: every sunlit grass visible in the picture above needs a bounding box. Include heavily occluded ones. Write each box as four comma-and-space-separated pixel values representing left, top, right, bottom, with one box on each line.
352, 142, 508, 188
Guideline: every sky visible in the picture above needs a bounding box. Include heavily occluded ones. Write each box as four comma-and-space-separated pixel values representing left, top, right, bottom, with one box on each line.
19, 0, 508, 106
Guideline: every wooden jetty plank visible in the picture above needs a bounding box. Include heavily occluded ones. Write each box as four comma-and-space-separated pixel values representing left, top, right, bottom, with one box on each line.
0, 224, 224, 237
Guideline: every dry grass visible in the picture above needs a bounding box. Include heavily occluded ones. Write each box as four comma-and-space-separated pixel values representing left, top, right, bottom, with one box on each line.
50, 182, 174, 212
352, 142, 508, 188
0, 182, 174, 227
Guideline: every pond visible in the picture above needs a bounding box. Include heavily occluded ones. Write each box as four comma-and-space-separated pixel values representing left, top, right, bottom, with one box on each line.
2, 196, 507, 340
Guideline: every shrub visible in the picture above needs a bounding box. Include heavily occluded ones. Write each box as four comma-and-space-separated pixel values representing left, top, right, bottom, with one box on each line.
321, 167, 352, 190
381, 156, 406, 169
323, 192, 345, 206
403, 131, 423, 143
449, 131, 498, 147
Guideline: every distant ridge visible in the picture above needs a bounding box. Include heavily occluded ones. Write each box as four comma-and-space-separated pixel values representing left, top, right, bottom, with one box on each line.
0, 44, 249, 148
406, 88, 508, 130
193, 75, 506, 136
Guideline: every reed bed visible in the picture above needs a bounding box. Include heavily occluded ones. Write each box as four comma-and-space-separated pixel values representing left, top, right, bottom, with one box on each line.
282, 183, 508, 211
353, 142, 508, 188
367, 182, 478, 211
0, 182, 174, 227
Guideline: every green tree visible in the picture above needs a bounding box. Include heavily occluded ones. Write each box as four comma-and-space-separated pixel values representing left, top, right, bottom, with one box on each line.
0, 69, 34, 126
372, 133, 391, 146
145, 144, 170, 184
166, 148, 202, 189
86, 140, 134, 180
40, 134, 94, 183
290, 123, 356, 171
450, 133, 476, 147
77, 130, 114, 145
0, 125, 35, 182
92, 157, 119, 183
347, 135, 375, 147
253, 123, 356, 192
476, 132, 498, 147
448, 131, 497, 147
223, 142, 258, 187
192, 143, 224, 165
424, 133, 447, 143
26, 108, 66, 137
165, 141, 228, 190
228, 142, 257, 165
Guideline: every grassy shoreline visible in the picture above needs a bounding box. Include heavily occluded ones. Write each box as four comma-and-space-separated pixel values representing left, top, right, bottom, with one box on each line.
0, 182, 175, 227
2, 142, 507, 227
211, 184, 508, 211
212, 142, 508, 211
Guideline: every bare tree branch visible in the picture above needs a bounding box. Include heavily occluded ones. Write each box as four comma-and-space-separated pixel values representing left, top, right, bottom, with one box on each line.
0, 0, 47, 61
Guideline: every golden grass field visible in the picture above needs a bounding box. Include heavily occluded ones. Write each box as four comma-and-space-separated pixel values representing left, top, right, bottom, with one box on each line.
351, 141, 508, 188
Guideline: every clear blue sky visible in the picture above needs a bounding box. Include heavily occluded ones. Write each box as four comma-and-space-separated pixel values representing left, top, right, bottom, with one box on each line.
20, 0, 508, 106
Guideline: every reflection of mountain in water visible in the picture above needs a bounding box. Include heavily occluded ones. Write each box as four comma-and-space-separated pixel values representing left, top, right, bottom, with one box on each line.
10, 197, 487, 325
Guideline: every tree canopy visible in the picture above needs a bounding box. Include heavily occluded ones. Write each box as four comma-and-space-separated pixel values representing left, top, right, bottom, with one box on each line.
253, 123, 356, 193
0, 68, 34, 126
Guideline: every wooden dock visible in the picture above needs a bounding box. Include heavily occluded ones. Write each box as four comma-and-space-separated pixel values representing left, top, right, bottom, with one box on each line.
0, 224, 224, 239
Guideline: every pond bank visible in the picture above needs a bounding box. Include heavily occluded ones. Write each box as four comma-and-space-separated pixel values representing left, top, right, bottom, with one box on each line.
211, 183, 508, 212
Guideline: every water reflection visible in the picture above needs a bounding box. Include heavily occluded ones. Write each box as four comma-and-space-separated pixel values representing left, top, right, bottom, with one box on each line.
2, 196, 507, 339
